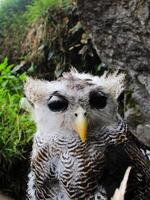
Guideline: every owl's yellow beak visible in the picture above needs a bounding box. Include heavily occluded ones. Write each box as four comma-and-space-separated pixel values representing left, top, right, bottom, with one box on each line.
73, 107, 88, 142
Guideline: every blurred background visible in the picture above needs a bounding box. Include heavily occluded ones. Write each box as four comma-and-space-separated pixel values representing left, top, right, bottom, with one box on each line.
0, 0, 149, 199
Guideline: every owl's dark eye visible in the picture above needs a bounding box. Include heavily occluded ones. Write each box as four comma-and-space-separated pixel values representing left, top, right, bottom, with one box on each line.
48, 95, 68, 112
89, 91, 107, 109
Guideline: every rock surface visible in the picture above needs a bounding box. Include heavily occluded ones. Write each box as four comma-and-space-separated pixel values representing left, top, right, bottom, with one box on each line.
77, 0, 150, 145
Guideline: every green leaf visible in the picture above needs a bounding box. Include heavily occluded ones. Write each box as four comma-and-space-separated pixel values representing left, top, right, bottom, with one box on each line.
0, 58, 35, 159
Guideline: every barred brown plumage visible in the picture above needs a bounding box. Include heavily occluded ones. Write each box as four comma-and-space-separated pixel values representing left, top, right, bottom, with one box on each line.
24, 69, 150, 200
28, 134, 108, 199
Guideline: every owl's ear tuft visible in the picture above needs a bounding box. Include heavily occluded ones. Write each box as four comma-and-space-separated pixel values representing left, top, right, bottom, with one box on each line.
24, 77, 49, 104
99, 72, 126, 99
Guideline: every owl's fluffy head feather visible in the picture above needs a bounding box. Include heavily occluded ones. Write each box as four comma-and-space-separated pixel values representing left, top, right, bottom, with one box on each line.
62, 68, 125, 99
25, 69, 125, 103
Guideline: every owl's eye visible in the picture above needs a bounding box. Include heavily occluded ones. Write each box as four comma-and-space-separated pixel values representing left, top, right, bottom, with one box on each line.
48, 95, 68, 112
89, 91, 107, 109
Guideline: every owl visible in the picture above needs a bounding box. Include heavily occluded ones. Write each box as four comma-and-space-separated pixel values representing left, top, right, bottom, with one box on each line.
24, 69, 150, 200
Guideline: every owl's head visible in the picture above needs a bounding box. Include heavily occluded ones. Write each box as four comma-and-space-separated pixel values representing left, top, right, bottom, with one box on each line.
24, 69, 125, 142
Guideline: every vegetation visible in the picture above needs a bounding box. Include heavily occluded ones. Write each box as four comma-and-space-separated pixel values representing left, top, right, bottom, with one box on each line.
24, 0, 71, 24
0, 0, 28, 62
0, 0, 71, 62
0, 0, 29, 26
0, 0, 70, 27
0, 58, 35, 158
0, 58, 35, 199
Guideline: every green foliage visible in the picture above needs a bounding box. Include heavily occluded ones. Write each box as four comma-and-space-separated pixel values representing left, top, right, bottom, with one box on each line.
0, 0, 29, 29
0, 0, 71, 28
0, 58, 35, 158
0, 0, 31, 61
24, 0, 71, 24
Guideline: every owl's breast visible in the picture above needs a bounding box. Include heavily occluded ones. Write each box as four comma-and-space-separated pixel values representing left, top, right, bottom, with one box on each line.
55, 140, 105, 199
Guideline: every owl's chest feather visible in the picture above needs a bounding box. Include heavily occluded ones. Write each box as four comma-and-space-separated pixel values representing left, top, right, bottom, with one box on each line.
53, 140, 105, 197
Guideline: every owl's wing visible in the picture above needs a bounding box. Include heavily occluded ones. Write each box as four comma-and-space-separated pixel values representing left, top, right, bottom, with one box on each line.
123, 130, 150, 200
126, 130, 150, 161
102, 130, 150, 200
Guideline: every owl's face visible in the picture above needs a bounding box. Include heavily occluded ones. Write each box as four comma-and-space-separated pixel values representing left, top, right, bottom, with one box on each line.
24, 69, 125, 142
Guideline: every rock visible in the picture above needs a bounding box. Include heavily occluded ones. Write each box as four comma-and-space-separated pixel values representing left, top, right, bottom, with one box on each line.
136, 124, 150, 146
